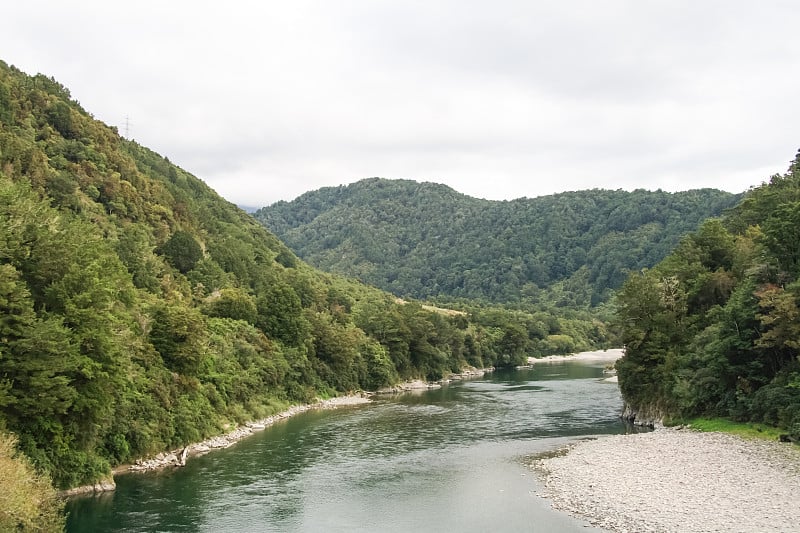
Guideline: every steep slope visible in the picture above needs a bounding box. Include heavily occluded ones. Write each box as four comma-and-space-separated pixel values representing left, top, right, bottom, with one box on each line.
255, 178, 740, 306
0, 60, 584, 490
615, 149, 800, 438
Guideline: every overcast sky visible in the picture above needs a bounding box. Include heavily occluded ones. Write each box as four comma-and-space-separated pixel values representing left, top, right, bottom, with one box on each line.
3, 1, 800, 207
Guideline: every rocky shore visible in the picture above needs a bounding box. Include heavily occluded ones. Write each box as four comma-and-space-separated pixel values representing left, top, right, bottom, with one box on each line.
120, 370, 491, 477
61, 395, 371, 497
375, 367, 492, 393
534, 428, 800, 532
64, 369, 494, 497
57, 478, 117, 498
123, 395, 372, 474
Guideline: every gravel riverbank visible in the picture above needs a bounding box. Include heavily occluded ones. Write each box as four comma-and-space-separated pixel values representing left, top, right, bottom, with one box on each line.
534, 429, 800, 533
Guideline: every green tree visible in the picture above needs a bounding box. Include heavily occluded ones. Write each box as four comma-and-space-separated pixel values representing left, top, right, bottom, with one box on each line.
203, 288, 258, 325
0, 81, 12, 124
255, 282, 309, 347
159, 230, 203, 273
614, 270, 686, 414
115, 224, 162, 292
149, 304, 209, 376
761, 201, 800, 276
496, 323, 529, 365
46, 100, 79, 139
755, 281, 800, 373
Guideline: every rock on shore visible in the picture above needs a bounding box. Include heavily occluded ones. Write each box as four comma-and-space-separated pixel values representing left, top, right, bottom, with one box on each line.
124, 395, 371, 473
58, 477, 116, 497
534, 429, 800, 533
375, 368, 492, 394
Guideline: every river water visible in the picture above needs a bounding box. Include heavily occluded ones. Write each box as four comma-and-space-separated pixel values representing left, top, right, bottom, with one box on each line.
67, 351, 634, 532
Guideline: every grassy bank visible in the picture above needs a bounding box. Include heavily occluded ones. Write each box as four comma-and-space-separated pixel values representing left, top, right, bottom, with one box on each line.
672, 417, 788, 441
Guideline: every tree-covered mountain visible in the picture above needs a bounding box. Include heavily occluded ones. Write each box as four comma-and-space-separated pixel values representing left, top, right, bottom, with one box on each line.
0, 59, 616, 500
255, 179, 740, 307
615, 150, 800, 440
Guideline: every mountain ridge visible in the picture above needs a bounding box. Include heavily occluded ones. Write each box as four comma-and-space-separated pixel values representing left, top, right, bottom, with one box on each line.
255, 178, 742, 306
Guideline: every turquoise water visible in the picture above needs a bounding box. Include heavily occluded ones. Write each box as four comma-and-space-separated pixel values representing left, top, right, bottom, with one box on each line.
67, 357, 633, 532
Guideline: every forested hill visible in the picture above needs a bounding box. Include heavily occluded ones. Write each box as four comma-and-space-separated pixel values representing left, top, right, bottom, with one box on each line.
255, 179, 740, 307
0, 60, 612, 496
615, 149, 800, 440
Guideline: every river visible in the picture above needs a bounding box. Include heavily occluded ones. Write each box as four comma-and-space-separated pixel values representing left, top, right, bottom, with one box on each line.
67, 350, 636, 532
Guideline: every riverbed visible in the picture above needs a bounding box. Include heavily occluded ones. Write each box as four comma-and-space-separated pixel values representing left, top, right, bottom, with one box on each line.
536, 428, 800, 532
67, 350, 631, 532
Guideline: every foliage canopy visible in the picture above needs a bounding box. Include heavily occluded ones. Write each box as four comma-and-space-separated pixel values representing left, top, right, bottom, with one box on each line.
615, 150, 800, 440
254, 178, 739, 307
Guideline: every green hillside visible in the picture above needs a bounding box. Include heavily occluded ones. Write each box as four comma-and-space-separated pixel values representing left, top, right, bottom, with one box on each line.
615, 149, 800, 439
255, 179, 740, 307
0, 60, 613, 497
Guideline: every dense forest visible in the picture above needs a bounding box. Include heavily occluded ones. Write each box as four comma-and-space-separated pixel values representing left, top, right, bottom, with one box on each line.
615, 150, 800, 440
0, 59, 619, 505
255, 179, 739, 307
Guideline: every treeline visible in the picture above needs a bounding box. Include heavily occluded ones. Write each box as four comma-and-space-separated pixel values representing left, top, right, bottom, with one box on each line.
255, 178, 739, 307
615, 150, 800, 439
0, 59, 614, 497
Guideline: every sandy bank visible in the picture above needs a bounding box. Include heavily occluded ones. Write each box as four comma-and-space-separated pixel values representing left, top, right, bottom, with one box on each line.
534, 428, 800, 532
526, 348, 624, 366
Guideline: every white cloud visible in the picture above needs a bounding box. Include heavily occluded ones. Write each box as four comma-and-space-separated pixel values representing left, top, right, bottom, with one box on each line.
2, 1, 799, 206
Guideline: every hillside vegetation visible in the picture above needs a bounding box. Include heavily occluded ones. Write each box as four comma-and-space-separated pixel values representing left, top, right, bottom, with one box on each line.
615, 150, 800, 439
0, 431, 63, 531
255, 179, 739, 307
0, 60, 620, 498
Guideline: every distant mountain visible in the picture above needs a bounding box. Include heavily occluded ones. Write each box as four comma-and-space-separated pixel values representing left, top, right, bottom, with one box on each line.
254, 178, 741, 306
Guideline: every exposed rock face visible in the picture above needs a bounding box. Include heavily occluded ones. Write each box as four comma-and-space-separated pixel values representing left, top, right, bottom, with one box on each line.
376, 379, 439, 393
620, 402, 664, 429
58, 477, 116, 497
375, 368, 493, 394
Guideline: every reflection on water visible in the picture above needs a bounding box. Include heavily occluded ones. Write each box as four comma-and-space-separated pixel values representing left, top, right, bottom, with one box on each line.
68, 355, 636, 533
